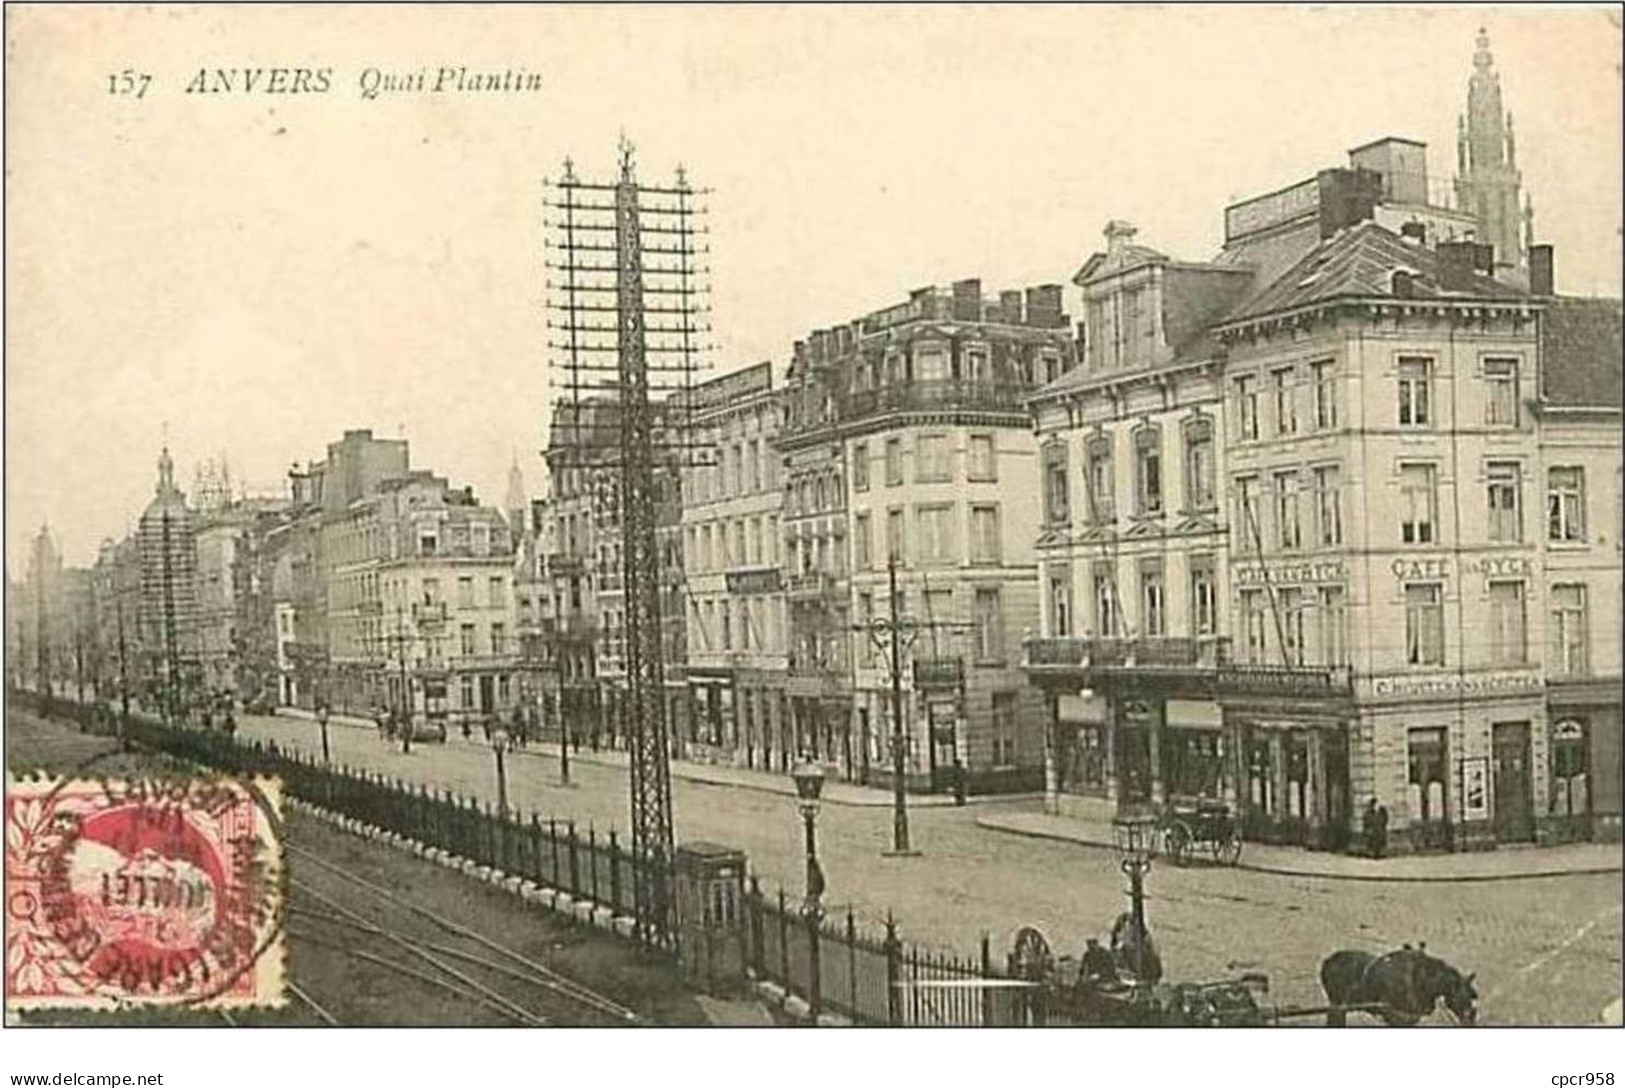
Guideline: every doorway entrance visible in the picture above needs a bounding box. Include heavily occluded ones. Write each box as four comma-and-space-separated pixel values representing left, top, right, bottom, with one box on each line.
1492, 721, 1535, 843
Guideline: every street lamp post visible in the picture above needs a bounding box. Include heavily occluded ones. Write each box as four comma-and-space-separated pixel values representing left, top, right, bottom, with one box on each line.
792, 760, 826, 1025
558, 699, 573, 785
317, 703, 331, 765
491, 727, 512, 821
1111, 814, 1158, 981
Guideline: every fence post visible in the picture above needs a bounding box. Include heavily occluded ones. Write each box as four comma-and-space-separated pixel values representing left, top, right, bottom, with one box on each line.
608, 829, 622, 910
549, 817, 561, 888
909, 947, 921, 1025
483, 800, 496, 868
567, 820, 580, 897
883, 911, 902, 1026
980, 932, 993, 1027
587, 824, 600, 904
442, 790, 456, 857
846, 908, 859, 1018
747, 876, 764, 977
531, 813, 543, 884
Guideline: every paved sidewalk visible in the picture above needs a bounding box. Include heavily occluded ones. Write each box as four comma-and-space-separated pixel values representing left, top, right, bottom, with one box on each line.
977, 809, 1623, 883
270, 706, 1030, 809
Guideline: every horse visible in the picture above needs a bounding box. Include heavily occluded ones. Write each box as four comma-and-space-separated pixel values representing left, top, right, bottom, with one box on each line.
1319, 945, 1478, 1026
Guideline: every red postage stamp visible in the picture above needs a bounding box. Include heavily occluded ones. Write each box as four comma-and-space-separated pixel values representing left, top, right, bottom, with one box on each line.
5, 775, 284, 1013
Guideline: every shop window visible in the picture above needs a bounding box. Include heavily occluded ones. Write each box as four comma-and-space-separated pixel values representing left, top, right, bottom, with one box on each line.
1247, 737, 1275, 816
1549, 719, 1589, 819
1407, 727, 1449, 832
1166, 731, 1223, 800
1061, 724, 1107, 794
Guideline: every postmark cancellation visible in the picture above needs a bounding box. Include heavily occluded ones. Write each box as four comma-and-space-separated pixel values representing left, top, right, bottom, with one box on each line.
5, 775, 285, 1014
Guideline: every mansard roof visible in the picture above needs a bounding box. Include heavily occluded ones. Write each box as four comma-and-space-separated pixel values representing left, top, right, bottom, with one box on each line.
1541, 297, 1623, 409
1224, 221, 1525, 324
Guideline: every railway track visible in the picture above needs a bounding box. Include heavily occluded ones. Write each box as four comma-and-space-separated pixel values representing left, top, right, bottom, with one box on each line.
285, 842, 642, 1026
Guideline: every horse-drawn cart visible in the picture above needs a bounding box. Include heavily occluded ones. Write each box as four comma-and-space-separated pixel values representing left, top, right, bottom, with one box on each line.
1159, 798, 1243, 867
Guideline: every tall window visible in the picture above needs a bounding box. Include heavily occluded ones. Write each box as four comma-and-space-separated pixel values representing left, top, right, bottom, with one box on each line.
1235, 376, 1259, 441
1092, 568, 1117, 637
1239, 589, 1267, 663
852, 442, 869, 491
886, 508, 905, 565
917, 434, 950, 483
490, 622, 507, 655
916, 504, 956, 566
1134, 427, 1163, 515
1140, 564, 1165, 637
720, 603, 731, 651
968, 435, 997, 482
884, 439, 903, 486
1487, 580, 1527, 665
1317, 585, 1347, 666
1398, 358, 1432, 426
854, 513, 873, 570
1273, 367, 1297, 436
969, 504, 1001, 565
1050, 572, 1072, 638
1043, 445, 1070, 525
458, 577, 475, 608
1484, 358, 1519, 427
1190, 559, 1217, 636
459, 623, 476, 656
991, 694, 1017, 767
857, 592, 875, 666
1548, 466, 1585, 542
1183, 419, 1215, 510
1312, 360, 1338, 430
1400, 463, 1438, 544
1274, 471, 1301, 550
489, 575, 504, 607
1278, 587, 1304, 665
1404, 583, 1445, 665
1235, 476, 1262, 552
1086, 439, 1115, 522
974, 588, 1004, 661
1475, 461, 1520, 543
1314, 466, 1342, 546
1550, 584, 1588, 675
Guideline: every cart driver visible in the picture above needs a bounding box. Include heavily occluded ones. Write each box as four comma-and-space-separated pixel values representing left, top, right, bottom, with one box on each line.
1079, 938, 1119, 989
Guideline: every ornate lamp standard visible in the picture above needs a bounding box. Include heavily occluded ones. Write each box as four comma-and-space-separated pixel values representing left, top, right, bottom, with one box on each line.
491, 727, 512, 821
316, 702, 331, 765
1111, 813, 1158, 980
792, 759, 827, 1024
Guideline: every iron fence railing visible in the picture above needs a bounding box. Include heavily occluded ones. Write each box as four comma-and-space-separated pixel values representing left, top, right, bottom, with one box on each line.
16, 688, 1028, 1027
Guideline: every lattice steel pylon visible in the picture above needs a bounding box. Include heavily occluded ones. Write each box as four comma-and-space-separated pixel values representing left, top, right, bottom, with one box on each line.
545, 140, 713, 949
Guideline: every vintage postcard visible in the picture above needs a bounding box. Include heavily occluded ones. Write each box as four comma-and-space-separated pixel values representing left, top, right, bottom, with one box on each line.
3, 4, 1621, 1082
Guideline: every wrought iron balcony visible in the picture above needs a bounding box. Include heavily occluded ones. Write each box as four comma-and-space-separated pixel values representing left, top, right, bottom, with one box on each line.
411, 601, 448, 626
841, 380, 1026, 423
1024, 636, 1225, 669
786, 570, 840, 600
912, 655, 964, 689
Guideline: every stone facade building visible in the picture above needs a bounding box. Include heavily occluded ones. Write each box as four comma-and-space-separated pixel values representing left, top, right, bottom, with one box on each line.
780, 281, 1075, 791
679, 362, 788, 769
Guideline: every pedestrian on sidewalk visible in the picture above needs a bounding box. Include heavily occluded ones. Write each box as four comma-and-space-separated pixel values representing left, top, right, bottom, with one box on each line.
1363, 797, 1390, 859
952, 758, 967, 807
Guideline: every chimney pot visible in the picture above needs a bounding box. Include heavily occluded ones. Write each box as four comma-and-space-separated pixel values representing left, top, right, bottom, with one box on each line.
1529, 245, 1554, 296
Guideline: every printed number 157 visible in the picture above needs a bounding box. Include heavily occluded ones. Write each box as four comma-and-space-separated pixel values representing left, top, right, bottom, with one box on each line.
108, 70, 151, 98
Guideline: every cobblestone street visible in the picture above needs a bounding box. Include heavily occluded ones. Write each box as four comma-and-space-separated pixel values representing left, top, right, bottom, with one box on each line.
238, 711, 1622, 1025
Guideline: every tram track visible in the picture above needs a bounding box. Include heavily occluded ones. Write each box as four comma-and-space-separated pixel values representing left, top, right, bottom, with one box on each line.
286, 841, 643, 1026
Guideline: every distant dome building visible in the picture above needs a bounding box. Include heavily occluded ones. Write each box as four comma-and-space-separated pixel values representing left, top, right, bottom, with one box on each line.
137, 446, 201, 714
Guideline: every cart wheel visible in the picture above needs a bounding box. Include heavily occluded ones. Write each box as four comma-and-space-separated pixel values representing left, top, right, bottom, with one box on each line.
1215, 830, 1243, 866
1011, 926, 1054, 982
1166, 823, 1193, 867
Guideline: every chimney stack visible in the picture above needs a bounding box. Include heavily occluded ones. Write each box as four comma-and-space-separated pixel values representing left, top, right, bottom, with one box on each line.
1316, 168, 1384, 238
1529, 245, 1554, 296
1400, 221, 1427, 245
999, 290, 1025, 326
1025, 285, 1065, 328
1472, 243, 1496, 275
951, 279, 983, 321
1435, 241, 1477, 292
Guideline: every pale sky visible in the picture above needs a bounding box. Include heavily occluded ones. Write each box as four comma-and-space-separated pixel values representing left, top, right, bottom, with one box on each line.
5, 4, 1621, 570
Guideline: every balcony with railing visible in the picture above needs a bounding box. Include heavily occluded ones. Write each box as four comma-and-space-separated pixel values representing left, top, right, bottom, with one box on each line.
786, 570, 840, 601
1022, 635, 1353, 699
411, 600, 448, 627
841, 380, 1026, 424
912, 655, 964, 690
546, 552, 586, 575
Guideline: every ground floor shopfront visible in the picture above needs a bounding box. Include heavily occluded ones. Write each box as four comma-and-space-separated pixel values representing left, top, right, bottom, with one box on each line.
1034, 657, 1617, 855
686, 667, 794, 773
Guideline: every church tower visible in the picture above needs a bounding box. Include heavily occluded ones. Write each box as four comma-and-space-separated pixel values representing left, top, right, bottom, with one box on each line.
504, 456, 529, 539
1454, 27, 1533, 283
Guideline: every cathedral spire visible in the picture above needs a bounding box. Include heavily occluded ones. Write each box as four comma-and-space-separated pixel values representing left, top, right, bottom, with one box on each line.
1454, 25, 1528, 280
157, 445, 175, 495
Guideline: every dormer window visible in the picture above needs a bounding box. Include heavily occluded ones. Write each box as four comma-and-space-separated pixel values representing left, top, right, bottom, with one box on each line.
915, 341, 947, 382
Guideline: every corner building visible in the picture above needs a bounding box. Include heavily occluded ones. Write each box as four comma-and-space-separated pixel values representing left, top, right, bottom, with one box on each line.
779, 281, 1074, 791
